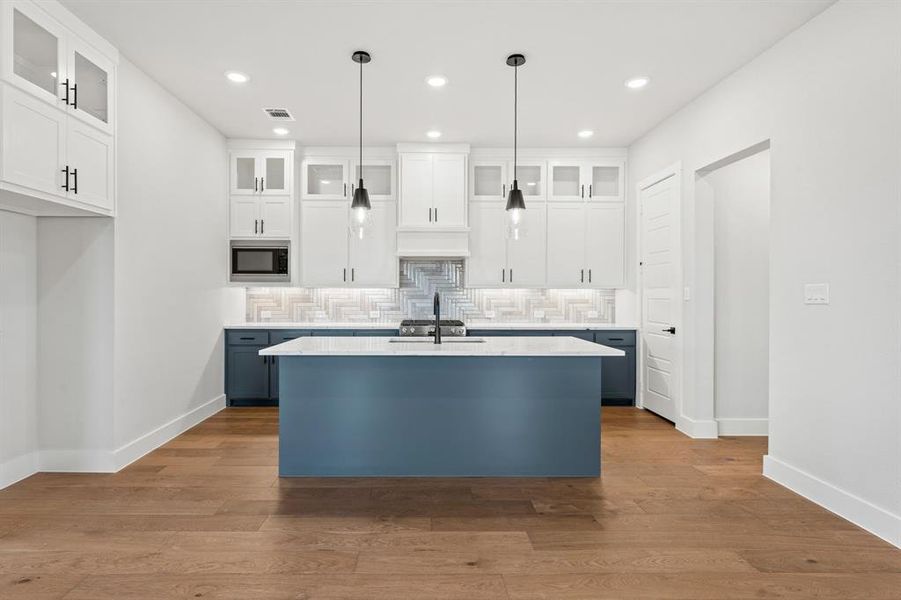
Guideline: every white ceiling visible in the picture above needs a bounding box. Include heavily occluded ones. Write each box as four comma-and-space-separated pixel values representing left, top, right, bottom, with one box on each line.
61, 0, 833, 147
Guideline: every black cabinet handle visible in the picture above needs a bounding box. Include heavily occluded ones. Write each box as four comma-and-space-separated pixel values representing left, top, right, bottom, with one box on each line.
343, 268, 347, 282
254, 177, 258, 192
260, 177, 264, 192
435, 208, 438, 221
71, 168, 78, 194
581, 184, 584, 198
589, 184, 592, 198
608, 337, 624, 342
61, 166, 70, 191
71, 83, 77, 109
254, 219, 258, 234
61, 79, 70, 105
261, 219, 264, 234
240, 336, 255, 340
502, 269, 505, 283
581, 269, 584, 283
351, 268, 355, 282
509, 268, 513, 282
343, 183, 347, 196
502, 184, 506, 197
588, 269, 592, 283
429, 208, 432, 222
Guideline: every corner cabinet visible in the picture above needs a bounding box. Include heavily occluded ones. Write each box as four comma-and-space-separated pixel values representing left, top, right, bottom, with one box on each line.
228, 142, 295, 239
0, 0, 117, 216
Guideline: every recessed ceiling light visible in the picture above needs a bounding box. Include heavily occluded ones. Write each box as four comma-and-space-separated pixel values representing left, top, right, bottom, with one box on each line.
272, 127, 289, 136
625, 76, 650, 89
426, 75, 447, 87
426, 130, 442, 139
578, 130, 594, 139
225, 71, 249, 84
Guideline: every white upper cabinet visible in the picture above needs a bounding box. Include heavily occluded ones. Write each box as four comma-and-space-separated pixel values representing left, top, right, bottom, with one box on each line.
548, 159, 624, 202
230, 150, 292, 196
546, 202, 624, 288
228, 142, 295, 239
510, 162, 546, 200
467, 201, 547, 288
547, 202, 588, 287
0, 0, 118, 216
398, 151, 467, 229
351, 159, 395, 201
471, 161, 507, 202
301, 158, 349, 200
301, 200, 397, 288
584, 203, 624, 287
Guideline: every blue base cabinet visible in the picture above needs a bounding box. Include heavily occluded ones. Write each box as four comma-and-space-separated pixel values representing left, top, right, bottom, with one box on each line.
226, 327, 637, 407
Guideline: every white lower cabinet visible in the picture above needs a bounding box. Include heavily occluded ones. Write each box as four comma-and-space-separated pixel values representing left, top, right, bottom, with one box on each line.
229, 196, 292, 239
467, 202, 546, 287
547, 202, 624, 288
302, 201, 397, 287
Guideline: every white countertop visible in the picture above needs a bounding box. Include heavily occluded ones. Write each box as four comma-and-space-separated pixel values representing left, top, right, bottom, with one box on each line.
259, 335, 627, 357
227, 322, 638, 331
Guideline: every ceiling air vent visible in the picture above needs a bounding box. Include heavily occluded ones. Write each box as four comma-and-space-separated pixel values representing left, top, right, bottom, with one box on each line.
263, 107, 295, 121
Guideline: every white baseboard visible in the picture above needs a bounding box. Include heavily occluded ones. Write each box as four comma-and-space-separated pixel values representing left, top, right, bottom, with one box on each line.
39, 449, 116, 472
675, 415, 719, 439
113, 394, 226, 470
764, 455, 901, 549
717, 417, 768, 436
0, 451, 39, 489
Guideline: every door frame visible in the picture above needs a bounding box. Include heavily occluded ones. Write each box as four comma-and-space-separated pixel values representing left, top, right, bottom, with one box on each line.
636, 162, 683, 425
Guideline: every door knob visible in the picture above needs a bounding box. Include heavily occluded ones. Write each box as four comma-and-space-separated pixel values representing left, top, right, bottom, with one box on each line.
663, 326, 676, 334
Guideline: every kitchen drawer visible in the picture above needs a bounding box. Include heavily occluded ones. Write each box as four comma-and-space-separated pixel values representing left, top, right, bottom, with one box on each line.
312, 329, 355, 336
467, 329, 558, 337
226, 330, 269, 346
354, 329, 398, 337
593, 330, 636, 346
270, 330, 311, 344
554, 331, 595, 343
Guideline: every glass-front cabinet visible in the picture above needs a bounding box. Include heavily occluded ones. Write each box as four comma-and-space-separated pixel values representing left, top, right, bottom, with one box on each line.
471, 160, 546, 202
230, 151, 292, 196
548, 159, 624, 202
3, 1, 116, 134
351, 159, 395, 201
302, 158, 349, 200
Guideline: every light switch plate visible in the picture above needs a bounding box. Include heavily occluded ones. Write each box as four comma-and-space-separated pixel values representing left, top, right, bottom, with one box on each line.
804, 283, 830, 305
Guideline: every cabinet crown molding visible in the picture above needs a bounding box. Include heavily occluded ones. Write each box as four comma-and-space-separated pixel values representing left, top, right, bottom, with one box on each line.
227, 139, 296, 150
396, 143, 471, 154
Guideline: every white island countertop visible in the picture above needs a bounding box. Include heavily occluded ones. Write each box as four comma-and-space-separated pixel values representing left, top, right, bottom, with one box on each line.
260, 335, 626, 357
227, 322, 638, 331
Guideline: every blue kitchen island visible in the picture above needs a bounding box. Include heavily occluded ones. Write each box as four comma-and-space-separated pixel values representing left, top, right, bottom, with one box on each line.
260, 336, 624, 477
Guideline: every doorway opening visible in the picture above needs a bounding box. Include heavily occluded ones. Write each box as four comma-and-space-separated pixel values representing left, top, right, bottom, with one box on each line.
696, 141, 771, 436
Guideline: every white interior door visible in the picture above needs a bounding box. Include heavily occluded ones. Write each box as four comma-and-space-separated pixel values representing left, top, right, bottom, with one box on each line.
640, 173, 681, 422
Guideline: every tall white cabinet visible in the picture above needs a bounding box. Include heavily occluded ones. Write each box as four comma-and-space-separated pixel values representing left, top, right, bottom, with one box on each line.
228, 141, 294, 239
300, 149, 398, 287
0, 0, 117, 216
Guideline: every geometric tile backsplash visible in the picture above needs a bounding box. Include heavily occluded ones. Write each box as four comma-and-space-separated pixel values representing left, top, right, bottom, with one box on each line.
246, 259, 615, 324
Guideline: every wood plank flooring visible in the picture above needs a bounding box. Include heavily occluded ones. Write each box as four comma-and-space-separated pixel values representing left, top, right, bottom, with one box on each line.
1, 407, 898, 599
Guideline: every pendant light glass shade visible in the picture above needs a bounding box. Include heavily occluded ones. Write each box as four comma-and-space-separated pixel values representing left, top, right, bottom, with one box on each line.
349, 51, 371, 240
506, 53, 526, 241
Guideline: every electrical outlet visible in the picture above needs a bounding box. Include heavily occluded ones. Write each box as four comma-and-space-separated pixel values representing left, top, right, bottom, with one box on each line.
804, 283, 829, 305
369, 310, 380, 319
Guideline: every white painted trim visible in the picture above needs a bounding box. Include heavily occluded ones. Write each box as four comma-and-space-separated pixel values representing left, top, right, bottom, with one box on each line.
39, 449, 116, 473
113, 394, 226, 470
717, 417, 768, 436
0, 451, 39, 489
764, 455, 901, 549
675, 415, 718, 439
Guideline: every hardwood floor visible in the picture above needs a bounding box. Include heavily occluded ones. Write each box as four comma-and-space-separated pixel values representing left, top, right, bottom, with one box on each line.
1, 407, 898, 599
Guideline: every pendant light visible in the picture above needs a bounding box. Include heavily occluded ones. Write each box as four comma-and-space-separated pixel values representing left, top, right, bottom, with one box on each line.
505, 53, 526, 241
350, 50, 372, 239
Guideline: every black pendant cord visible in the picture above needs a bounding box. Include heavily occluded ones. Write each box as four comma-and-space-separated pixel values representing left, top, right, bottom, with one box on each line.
359, 57, 363, 174
513, 62, 518, 184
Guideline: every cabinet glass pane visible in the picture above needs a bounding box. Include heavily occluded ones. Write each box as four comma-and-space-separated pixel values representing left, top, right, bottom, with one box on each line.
592, 166, 619, 196
307, 164, 344, 196
356, 164, 391, 196
236, 157, 256, 190
552, 166, 580, 196
73, 52, 108, 123
265, 157, 285, 190
518, 165, 542, 196
474, 165, 503, 196
13, 10, 58, 95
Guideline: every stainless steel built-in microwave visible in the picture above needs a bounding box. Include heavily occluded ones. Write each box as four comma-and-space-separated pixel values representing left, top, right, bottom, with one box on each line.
230, 240, 290, 283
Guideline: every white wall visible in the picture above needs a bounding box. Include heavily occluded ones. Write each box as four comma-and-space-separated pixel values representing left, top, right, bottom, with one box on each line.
704, 149, 770, 435
37, 217, 115, 470
112, 58, 227, 457
0, 210, 37, 487
628, 0, 900, 546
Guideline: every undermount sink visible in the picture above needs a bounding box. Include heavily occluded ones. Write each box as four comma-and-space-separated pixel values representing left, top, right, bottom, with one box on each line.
388, 337, 486, 343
